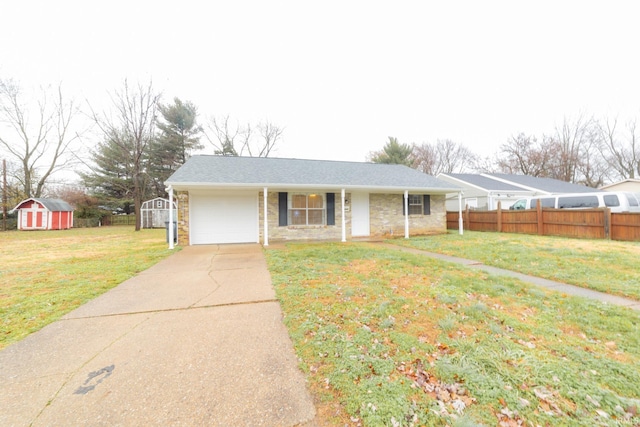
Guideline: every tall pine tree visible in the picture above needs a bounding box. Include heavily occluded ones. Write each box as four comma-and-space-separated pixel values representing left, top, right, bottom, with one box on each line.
148, 98, 202, 196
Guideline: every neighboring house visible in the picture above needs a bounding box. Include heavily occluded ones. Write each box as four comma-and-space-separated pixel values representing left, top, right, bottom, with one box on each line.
11, 198, 74, 230
437, 173, 598, 211
141, 197, 177, 228
600, 179, 640, 194
165, 156, 461, 246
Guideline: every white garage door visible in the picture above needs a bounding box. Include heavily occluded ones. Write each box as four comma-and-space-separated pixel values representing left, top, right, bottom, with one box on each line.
190, 191, 258, 244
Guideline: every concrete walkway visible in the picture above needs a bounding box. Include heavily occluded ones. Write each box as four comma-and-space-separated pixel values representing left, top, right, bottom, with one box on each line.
0, 244, 317, 427
381, 243, 640, 311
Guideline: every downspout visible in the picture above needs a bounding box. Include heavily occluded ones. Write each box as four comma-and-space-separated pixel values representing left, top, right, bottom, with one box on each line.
458, 191, 464, 235
263, 187, 269, 246
168, 185, 174, 250
341, 188, 346, 242
404, 190, 409, 239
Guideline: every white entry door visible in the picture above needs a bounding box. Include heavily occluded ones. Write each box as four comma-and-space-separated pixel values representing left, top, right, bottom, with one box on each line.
351, 192, 370, 237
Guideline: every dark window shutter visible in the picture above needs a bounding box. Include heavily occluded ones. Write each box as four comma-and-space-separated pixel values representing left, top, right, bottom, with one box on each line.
402, 194, 406, 215
326, 193, 335, 225
423, 195, 431, 215
278, 192, 288, 226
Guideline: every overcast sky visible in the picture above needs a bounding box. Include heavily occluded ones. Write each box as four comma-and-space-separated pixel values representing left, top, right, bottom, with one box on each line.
2, 0, 639, 164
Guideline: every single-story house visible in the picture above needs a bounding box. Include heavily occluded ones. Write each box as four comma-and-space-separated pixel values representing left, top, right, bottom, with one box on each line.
600, 179, 640, 194
11, 198, 74, 230
437, 173, 599, 210
165, 155, 462, 246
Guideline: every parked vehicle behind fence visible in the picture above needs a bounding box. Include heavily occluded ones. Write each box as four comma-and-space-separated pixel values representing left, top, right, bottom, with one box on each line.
509, 192, 640, 213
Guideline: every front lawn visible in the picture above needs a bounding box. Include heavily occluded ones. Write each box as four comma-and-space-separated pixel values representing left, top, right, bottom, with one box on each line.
394, 231, 640, 301
0, 227, 174, 350
266, 242, 640, 426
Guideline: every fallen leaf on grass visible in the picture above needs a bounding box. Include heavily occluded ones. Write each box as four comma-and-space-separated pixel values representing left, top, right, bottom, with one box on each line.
517, 339, 536, 349
399, 359, 476, 415
585, 395, 600, 407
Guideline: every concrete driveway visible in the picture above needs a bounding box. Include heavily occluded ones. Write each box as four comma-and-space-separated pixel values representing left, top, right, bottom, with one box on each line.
0, 244, 317, 426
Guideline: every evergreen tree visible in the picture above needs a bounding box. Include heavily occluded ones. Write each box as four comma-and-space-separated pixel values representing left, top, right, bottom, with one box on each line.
369, 137, 414, 166
148, 98, 203, 196
79, 130, 149, 212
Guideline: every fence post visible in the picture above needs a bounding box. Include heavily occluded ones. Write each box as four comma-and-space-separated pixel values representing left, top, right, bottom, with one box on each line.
465, 205, 471, 231
604, 208, 611, 240
497, 201, 502, 233
537, 199, 544, 235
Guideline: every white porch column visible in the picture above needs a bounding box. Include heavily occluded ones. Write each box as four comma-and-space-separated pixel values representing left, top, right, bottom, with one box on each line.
168, 185, 175, 249
341, 189, 346, 242
458, 192, 464, 235
404, 190, 409, 239
263, 187, 269, 246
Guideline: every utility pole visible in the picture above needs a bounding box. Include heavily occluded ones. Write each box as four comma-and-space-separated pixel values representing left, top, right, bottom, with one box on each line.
2, 159, 7, 231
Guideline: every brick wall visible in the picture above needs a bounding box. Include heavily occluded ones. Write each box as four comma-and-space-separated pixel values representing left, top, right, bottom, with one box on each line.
369, 193, 447, 238
259, 191, 350, 243
176, 191, 190, 246
175, 190, 446, 245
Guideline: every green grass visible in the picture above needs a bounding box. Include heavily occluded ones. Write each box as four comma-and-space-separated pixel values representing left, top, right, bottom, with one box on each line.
266, 242, 640, 426
393, 231, 640, 301
0, 227, 175, 349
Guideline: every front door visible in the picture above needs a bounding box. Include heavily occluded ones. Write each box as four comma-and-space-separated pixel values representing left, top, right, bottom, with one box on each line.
351, 192, 370, 237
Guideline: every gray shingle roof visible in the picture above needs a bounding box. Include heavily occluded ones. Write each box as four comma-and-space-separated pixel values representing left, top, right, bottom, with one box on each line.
12, 198, 73, 212
444, 173, 525, 191
486, 173, 598, 193
166, 156, 460, 192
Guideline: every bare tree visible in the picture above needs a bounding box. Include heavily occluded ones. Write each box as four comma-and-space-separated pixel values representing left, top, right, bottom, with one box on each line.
89, 80, 160, 231
598, 117, 640, 180
250, 121, 283, 157
549, 114, 595, 183
574, 123, 609, 188
0, 79, 81, 198
496, 133, 555, 177
413, 139, 476, 175
204, 115, 247, 156
204, 116, 283, 157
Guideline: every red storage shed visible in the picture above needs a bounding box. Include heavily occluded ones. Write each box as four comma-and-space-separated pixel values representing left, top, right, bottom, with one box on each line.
12, 198, 74, 230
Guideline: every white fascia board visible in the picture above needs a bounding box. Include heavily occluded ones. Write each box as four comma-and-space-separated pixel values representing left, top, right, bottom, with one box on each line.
166, 181, 461, 194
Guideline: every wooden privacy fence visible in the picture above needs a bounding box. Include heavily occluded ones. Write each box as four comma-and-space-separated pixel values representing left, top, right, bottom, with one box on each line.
447, 203, 640, 242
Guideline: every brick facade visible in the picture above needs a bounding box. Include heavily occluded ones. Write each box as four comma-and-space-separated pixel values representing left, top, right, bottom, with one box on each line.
176, 192, 190, 246
369, 193, 447, 238
174, 191, 446, 245
259, 191, 349, 243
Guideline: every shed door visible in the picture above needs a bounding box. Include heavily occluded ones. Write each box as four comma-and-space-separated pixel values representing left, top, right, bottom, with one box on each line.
190, 191, 258, 244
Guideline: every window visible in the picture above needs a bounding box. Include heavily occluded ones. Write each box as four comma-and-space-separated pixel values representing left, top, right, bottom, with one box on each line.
289, 193, 325, 225
403, 194, 431, 215
540, 198, 555, 208
558, 196, 598, 209
603, 194, 620, 207
408, 194, 423, 215
510, 199, 526, 210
